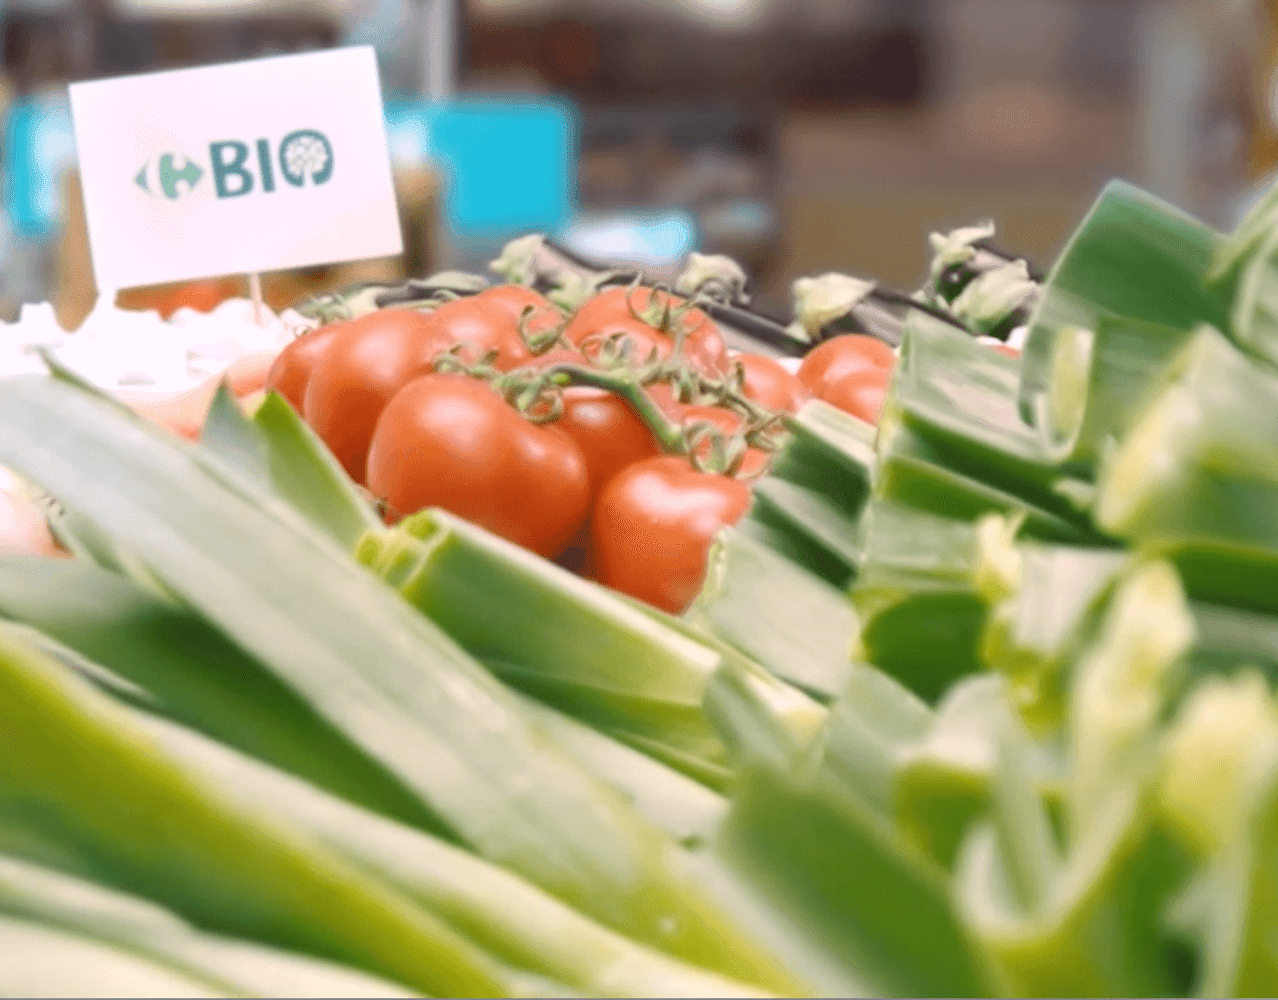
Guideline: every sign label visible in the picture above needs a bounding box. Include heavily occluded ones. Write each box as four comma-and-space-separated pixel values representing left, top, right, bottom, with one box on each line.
70, 47, 402, 292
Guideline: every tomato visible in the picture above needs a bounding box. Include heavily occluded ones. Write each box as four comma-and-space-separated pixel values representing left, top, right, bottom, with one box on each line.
526, 345, 591, 371
303, 310, 454, 483
366, 373, 591, 558
644, 381, 685, 418
796, 334, 895, 399
476, 284, 560, 320
475, 285, 565, 346
733, 353, 810, 413
565, 286, 728, 375
554, 387, 663, 501
568, 285, 687, 333
818, 364, 892, 424
592, 456, 751, 614
679, 404, 772, 479
574, 316, 681, 368
266, 326, 344, 413
420, 287, 565, 371
646, 382, 771, 477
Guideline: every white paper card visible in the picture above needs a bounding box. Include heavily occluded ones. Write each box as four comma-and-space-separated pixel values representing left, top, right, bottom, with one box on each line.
69, 46, 403, 292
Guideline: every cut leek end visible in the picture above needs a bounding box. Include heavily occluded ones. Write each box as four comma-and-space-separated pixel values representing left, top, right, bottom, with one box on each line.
973, 513, 1024, 605
1040, 324, 1096, 461
978, 607, 1064, 735
1093, 384, 1196, 539
1157, 668, 1278, 857
1068, 560, 1196, 831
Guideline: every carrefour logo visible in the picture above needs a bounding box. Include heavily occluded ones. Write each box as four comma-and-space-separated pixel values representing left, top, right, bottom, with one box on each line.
134, 129, 333, 202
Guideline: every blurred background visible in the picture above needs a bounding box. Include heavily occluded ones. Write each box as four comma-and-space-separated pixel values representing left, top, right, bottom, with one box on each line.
1, 0, 1276, 327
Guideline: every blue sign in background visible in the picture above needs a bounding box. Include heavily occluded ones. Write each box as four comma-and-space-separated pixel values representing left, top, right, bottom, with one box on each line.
2, 96, 78, 240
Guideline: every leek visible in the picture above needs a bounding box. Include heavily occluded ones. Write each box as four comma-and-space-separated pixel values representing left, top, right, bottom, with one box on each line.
690, 525, 859, 700
0, 367, 802, 991
849, 502, 1016, 702
0, 854, 422, 998
123, 707, 771, 1000
771, 399, 876, 516
0, 916, 235, 999
362, 508, 721, 705
1018, 180, 1228, 431
0, 619, 510, 998
980, 541, 1131, 729
1160, 681, 1278, 997
716, 765, 1005, 999
877, 310, 1105, 541
1094, 325, 1278, 613
746, 477, 863, 587
0, 553, 445, 835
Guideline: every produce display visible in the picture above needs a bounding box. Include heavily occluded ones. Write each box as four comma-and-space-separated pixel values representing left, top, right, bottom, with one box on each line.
2, 175, 1277, 998
260, 246, 920, 612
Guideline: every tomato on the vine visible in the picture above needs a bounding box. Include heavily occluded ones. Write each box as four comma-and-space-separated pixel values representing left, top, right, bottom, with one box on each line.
565, 286, 728, 375
679, 404, 772, 479
419, 294, 539, 371
643, 383, 771, 478
567, 285, 687, 333
734, 353, 810, 413
527, 345, 592, 371
366, 373, 590, 559
303, 310, 454, 483
592, 455, 751, 614
266, 325, 345, 413
554, 387, 662, 501
818, 364, 892, 424
796, 334, 894, 397
795, 333, 895, 424
574, 316, 679, 369
473, 285, 564, 347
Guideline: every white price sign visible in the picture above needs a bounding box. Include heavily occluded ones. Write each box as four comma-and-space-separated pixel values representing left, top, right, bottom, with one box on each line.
69, 46, 403, 292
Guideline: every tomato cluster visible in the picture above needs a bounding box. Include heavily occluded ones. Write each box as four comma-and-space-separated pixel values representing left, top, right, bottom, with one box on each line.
266, 283, 897, 614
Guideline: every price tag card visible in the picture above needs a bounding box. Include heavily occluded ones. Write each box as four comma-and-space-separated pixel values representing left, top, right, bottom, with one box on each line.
69, 46, 403, 292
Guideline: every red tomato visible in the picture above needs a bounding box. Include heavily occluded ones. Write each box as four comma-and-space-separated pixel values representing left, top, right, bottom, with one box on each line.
527, 345, 591, 371
554, 387, 663, 501
819, 365, 892, 424
646, 382, 771, 477
796, 334, 895, 399
421, 287, 564, 371
267, 327, 344, 413
565, 286, 728, 375
644, 381, 688, 418
679, 404, 772, 479
593, 456, 752, 614
366, 374, 591, 558
477, 284, 560, 319
474, 285, 565, 345
733, 353, 810, 413
568, 285, 687, 333
574, 316, 681, 368
303, 311, 454, 484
